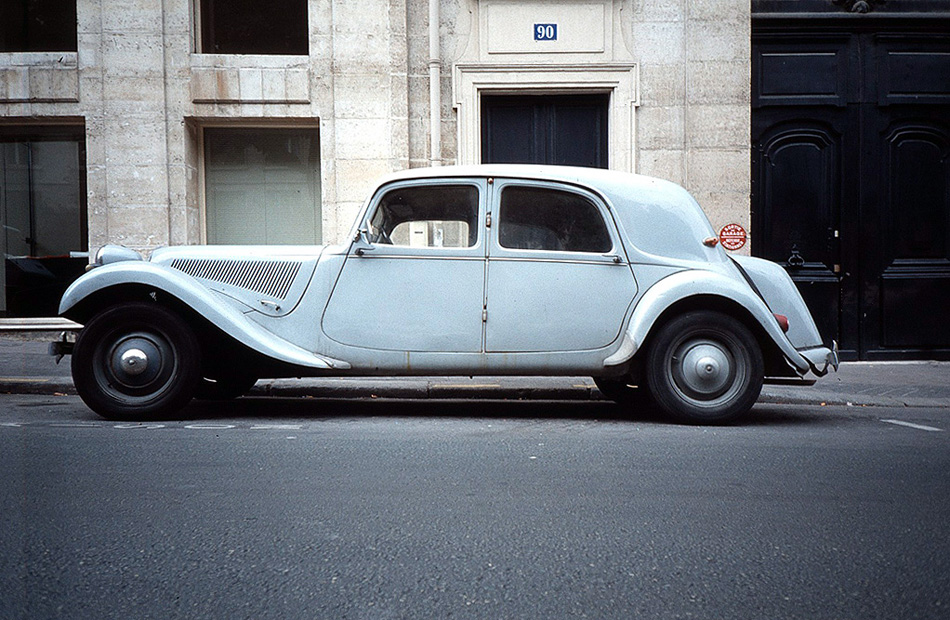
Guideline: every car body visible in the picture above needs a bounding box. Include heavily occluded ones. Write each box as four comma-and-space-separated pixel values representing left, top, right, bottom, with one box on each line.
58, 164, 837, 423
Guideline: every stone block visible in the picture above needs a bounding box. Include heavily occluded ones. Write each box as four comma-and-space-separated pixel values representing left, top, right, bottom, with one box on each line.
637, 105, 685, 150
334, 118, 392, 160
285, 69, 310, 102
639, 62, 686, 106
686, 20, 749, 63
331, 1, 391, 34
107, 205, 169, 248
49, 68, 80, 101
259, 70, 283, 102
637, 149, 685, 185
687, 0, 749, 22
239, 68, 264, 101
1, 68, 29, 101
335, 158, 395, 204
334, 74, 391, 118
101, 34, 164, 77
106, 164, 169, 205
686, 104, 749, 149
633, 0, 686, 22
103, 76, 164, 103
687, 149, 749, 193
77, 34, 103, 71
216, 68, 240, 101
687, 60, 749, 105
630, 21, 685, 65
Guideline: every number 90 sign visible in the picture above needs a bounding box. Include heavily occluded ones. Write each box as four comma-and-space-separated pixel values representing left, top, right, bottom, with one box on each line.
534, 24, 557, 41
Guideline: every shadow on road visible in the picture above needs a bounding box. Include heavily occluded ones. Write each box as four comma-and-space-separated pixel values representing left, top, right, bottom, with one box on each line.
169, 396, 836, 428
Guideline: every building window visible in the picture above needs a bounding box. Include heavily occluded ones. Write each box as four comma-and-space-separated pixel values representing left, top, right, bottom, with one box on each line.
204, 128, 321, 245
198, 0, 308, 55
0, 1, 77, 52
1, 127, 87, 317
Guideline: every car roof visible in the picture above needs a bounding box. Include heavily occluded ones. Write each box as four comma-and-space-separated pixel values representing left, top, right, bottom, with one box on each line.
377, 164, 721, 263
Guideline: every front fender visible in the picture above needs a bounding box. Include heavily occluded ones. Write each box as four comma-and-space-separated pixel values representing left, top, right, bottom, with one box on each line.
59, 262, 348, 371
607, 269, 812, 374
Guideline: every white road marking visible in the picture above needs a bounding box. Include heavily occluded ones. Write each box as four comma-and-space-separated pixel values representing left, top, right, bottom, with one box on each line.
881, 419, 943, 432
184, 424, 236, 430
250, 424, 302, 430
114, 424, 166, 429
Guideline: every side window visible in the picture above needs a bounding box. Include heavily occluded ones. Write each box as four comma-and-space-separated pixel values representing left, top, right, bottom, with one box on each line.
499, 186, 612, 253
369, 185, 479, 249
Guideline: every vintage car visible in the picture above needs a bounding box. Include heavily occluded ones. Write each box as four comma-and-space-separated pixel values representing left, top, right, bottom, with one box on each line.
57, 165, 837, 424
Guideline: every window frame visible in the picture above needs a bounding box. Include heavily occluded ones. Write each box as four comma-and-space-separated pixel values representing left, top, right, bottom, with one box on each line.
490, 180, 619, 259
359, 179, 487, 258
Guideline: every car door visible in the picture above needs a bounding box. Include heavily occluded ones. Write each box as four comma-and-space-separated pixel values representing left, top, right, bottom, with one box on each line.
322, 179, 487, 352
485, 180, 638, 353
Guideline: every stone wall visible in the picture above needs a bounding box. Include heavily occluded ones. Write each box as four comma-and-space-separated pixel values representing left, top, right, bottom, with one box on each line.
0, 0, 751, 253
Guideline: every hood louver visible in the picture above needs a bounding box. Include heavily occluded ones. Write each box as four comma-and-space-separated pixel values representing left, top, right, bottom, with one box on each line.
170, 258, 302, 300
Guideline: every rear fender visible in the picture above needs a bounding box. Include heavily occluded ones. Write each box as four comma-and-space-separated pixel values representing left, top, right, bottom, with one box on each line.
605, 269, 812, 374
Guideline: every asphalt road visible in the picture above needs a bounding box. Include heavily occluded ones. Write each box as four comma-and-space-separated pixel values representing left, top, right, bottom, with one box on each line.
2, 395, 949, 620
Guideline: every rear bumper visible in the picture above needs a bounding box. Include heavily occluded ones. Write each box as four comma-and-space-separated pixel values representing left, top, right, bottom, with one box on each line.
798, 341, 839, 377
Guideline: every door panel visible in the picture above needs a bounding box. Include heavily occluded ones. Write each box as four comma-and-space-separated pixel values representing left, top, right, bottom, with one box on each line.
753, 24, 950, 359
322, 255, 486, 352
484, 181, 637, 353
481, 94, 609, 168
752, 117, 854, 352
870, 114, 950, 350
322, 181, 487, 353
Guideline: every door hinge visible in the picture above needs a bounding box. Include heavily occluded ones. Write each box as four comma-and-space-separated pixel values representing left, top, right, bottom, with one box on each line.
486, 213, 492, 228
482, 307, 488, 322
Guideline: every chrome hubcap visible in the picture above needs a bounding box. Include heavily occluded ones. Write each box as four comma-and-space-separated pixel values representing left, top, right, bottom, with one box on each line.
119, 348, 148, 376
107, 335, 168, 391
672, 339, 737, 402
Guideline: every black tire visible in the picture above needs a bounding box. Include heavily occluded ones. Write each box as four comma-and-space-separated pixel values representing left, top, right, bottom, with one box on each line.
592, 376, 656, 410
71, 302, 201, 420
645, 311, 764, 424
195, 374, 258, 400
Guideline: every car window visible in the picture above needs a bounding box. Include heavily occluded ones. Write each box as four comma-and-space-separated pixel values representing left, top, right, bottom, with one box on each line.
498, 185, 612, 253
369, 185, 478, 248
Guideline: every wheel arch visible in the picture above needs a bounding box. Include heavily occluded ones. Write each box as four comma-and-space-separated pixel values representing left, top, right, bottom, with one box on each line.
635, 295, 790, 379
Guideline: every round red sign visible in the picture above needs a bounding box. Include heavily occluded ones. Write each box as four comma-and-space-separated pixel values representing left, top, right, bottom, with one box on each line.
719, 223, 747, 251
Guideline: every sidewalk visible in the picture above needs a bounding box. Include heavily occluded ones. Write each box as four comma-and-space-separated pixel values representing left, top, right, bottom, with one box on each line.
1, 335, 948, 408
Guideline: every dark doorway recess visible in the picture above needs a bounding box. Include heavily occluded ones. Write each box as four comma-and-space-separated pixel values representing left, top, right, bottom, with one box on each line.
481, 94, 609, 169
752, 13, 950, 360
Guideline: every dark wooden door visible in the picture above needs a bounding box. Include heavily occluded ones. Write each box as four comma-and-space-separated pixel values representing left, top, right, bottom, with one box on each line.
481, 94, 608, 168
753, 24, 950, 360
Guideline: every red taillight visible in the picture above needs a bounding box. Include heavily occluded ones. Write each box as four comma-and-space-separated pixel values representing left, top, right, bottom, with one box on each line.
773, 313, 790, 333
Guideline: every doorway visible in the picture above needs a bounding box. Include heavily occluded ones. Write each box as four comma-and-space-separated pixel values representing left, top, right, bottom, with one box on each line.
752, 23, 950, 360
481, 94, 609, 168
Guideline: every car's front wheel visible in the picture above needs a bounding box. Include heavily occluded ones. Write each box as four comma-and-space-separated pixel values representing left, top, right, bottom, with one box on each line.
71, 302, 201, 420
645, 311, 763, 424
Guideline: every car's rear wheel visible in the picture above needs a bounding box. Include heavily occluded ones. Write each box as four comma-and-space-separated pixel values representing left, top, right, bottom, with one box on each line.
645, 311, 763, 424
71, 303, 201, 420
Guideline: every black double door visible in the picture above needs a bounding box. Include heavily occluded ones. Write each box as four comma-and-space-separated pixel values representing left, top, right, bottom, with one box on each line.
481, 94, 609, 169
752, 24, 950, 360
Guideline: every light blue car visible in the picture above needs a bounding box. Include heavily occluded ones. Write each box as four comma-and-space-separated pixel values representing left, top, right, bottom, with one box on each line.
58, 165, 837, 424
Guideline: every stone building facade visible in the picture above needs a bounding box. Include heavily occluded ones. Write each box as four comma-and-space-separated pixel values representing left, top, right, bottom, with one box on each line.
0, 0, 750, 316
